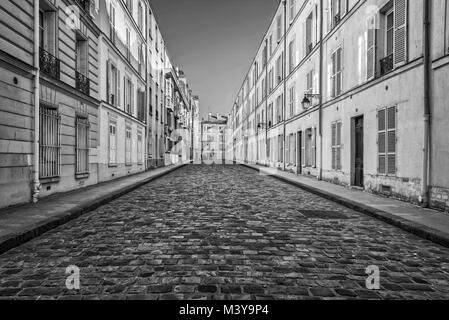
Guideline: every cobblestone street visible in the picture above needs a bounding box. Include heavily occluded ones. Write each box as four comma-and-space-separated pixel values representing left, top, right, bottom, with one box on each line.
1, 165, 449, 300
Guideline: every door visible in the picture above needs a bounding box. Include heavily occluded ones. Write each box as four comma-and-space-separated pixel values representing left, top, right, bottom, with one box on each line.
354, 116, 364, 187
297, 131, 302, 174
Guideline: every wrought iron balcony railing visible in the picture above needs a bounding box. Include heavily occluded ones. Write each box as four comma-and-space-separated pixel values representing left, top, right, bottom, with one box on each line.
333, 14, 341, 27
75, 0, 91, 12
380, 54, 394, 76
40, 47, 60, 80
75, 71, 90, 96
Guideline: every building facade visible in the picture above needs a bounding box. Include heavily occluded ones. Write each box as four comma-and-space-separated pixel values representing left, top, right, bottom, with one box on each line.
201, 114, 228, 164
0, 0, 199, 209
229, 0, 449, 212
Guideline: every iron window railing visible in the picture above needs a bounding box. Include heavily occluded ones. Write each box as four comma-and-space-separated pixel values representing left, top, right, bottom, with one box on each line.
76, 71, 90, 96
40, 47, 60, 80
76, 116, 90, 175
39, 104, 61, 179
75, 0, 90, 12
380, 54, 394, 76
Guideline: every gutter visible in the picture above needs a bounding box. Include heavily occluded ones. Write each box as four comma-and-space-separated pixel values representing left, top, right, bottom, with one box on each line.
32, 0, 40, 203
421, 0, 431, 207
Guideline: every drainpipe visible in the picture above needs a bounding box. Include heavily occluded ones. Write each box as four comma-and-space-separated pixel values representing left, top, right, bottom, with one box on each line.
318, 0, 324, 180
421, 0, 431, 207
32, 0, 40, 203
283, 0, 287, 172
265, 38, 269, 166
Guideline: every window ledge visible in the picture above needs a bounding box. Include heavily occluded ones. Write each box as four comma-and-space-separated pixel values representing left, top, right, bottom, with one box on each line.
40, 176, 61, 184
75, 173, 90, 180
108, 163, 118, 168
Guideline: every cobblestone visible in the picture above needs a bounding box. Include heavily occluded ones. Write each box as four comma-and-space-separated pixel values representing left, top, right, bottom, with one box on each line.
0, 165, 449, 300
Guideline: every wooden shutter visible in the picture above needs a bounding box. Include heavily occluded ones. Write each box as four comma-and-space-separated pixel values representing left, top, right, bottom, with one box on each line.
117, 70, 121, 107
394, 0, 408, 66
377, 109, 386, 174
367, 18, 376, 79
337, 121, 342, 170
301, 131, 306, 166
286, 135, 290, 164
312, 128, 317, 167
331, 123, 336, 169
131, 83, 135, 115
387, 107, 397, 174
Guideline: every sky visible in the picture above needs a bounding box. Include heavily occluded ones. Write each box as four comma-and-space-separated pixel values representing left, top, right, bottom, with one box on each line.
150, 0, 279, 119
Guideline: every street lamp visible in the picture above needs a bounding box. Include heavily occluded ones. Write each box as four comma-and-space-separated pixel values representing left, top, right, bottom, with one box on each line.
301, 93, 321, 110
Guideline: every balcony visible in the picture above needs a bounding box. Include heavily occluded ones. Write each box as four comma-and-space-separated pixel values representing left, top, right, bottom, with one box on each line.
333, 14, 341, 27
380, 54, 394, 76
75, 0, 90, 12
75, 71, 90, 96
40, 48, 60, 80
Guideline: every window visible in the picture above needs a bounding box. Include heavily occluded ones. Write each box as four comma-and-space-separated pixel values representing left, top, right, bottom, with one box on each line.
109, 3, 116, 43
126, 0, 133, 13
125, 126, 132, 165
106, 61, 118, 106
126, 28, 130, 61
39, 103, 61, 179
378, 107, 397, 175
268, 68, 274, 91
75, 39, 89, 95
138, 2, 144, 32
137, 89, 146, 122
330, 0, 347, 28
288, 39, 296, 73
306, 70, 314, 95
331, 47, 343, 98
39, 8, 57, 55
137, 130, 143, 165
269, 34, 273, 56
289, 0, 296, 23
276, 94, 283, 124
288, 85, 296, 118
276, 54, 283, 85
305, 12, 313, 55
76, 115, 90, 175
277, 15, 283, 42
331, 121, 342, 170
109, 121, 117, 165
125, 77, 133, 115
268, 103, 273, 127
367, 16, 377, 79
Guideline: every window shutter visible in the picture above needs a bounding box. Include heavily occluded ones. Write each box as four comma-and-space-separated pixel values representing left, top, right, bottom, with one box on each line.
117, 70, 121, 107
331, 123, 336, 170
337, 122, 342, 170
301, 131, 306, 166
377, 109, 386, 174
106, 60, 111, 104
367, 18, 376, 79
312, 128, 317, 167
131, 83, 135, 115
394, 0, 408, 66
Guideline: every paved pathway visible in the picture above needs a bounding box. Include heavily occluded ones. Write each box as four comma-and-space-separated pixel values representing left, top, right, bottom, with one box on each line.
1, 165, 449, 300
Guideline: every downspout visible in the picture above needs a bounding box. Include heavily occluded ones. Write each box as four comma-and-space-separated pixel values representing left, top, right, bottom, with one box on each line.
283, 0, 287, 172
32, 0, 40, 203
318, 0, 324, 180
265, 39, 269, 166
421, 0, 431, 207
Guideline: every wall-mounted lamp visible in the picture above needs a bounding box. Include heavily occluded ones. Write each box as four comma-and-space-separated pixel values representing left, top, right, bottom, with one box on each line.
301, 93, 321, 110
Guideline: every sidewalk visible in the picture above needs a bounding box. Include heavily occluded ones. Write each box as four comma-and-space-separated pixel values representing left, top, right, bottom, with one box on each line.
243, 163, 449, 248
0, 164, 186, 255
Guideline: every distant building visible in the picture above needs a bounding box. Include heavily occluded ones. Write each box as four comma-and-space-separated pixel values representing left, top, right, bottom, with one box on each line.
201, 114, 228, 164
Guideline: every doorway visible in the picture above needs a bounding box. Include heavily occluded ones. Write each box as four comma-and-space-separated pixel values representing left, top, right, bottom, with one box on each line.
353, 116, 364, 187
